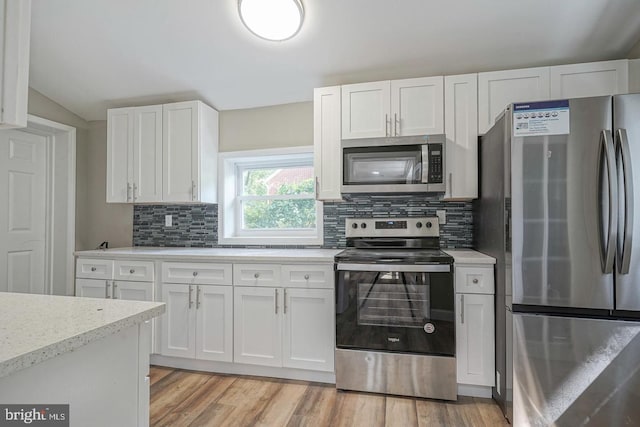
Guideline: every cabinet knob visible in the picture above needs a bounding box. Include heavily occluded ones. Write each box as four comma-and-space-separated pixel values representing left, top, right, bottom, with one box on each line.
91, 267, 96, 272
254, 272, 260, 279
193, 271, 198, 277
472, 278, 479, 284
130, 269, 135, 274
304, 274, 310, 280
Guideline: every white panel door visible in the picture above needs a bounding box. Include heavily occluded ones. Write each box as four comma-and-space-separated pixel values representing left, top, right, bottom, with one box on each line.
132, 105, 162, 203
341, 81, 390, 139
550, 60, 628, 99
233, 286, 282, 367
478, 67, 550, 134
313, 86, 342, 201
163, 102, 198, 202
106, 108, 133, 203
0, 129, 46, 294
391, 76, 444, 136
113, 281, 153, 302
283, 288, 334, 372
161, 283, 196, 358
195, 285, 233, 362
444, 73, 478, 200
76, 278, 108, 299
456, 293, 495, 386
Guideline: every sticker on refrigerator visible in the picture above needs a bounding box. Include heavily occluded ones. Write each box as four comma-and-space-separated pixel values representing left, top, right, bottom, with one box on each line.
513, 100, 570, 137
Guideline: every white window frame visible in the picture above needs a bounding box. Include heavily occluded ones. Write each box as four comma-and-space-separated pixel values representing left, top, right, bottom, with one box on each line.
218, 146, 323, 245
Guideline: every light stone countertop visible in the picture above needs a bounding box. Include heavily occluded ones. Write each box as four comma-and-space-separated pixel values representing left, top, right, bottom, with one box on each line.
0, 293, 165, 379
75, 247, 343, 262
443, 249, 496, 265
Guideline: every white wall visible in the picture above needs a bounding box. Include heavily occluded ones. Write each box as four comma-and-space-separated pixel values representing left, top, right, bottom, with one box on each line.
219, 101, 312, 152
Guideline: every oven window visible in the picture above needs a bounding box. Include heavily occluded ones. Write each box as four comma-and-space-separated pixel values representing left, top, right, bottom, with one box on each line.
357, 272, 430, 328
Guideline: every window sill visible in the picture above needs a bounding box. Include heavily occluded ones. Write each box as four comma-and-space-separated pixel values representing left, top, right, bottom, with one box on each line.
218, 235, 324, 246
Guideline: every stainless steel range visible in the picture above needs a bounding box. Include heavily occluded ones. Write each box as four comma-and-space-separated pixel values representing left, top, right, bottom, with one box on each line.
334, 217, 456, 400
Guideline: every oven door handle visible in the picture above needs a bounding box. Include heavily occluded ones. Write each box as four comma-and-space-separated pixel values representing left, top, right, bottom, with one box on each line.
336, 263, 450, 273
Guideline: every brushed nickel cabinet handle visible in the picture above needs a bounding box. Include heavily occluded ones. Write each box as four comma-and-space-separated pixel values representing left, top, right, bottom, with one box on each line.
461, 294, 465, 324
188, 285, 193, 309
304, 274, 310, 280
105, 280, 110, 298
129, 269, 135, 274
275, 289, 278, 314
191, 180, 197, 201
112, 282, 118, 299
196, 286, 201, 309
91, 267, 97, 272
385, 114, 389, 137
127, 183, 132, 202
394, 113, 399, 136
193, 271, 198, 277
254, 272, 260, 279
132, 183, 137, 202
472, 278, 479, 284
284, 289, 287, 314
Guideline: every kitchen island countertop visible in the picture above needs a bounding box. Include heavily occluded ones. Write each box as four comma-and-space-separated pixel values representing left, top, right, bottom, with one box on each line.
0, 292, 165, 379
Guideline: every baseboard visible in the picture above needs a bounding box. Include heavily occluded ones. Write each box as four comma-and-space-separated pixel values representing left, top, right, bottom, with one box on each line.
150, 354, 336, 384
458, 384, 493, 398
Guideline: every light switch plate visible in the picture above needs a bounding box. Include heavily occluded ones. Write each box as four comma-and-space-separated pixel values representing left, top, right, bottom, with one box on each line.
436, 210, 446, 224
165, 215, 172, 227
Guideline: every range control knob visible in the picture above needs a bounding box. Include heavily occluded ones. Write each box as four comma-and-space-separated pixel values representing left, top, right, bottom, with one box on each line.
361, 223, 367, 229
416, 222, 423, 229
351, 223, 358, 229
426, 221, 433, 228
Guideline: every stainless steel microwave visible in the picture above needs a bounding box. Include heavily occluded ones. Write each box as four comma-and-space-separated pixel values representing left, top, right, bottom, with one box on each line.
341, 135, 446, 194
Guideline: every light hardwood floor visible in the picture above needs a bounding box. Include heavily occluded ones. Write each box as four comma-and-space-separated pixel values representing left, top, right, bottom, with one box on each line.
150, 366, 509, 427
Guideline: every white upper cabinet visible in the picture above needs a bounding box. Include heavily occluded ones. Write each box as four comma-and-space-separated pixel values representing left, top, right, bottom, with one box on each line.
391, 76, 444, 136
341, 77, 444, 139
478, 66, 550, 134
444, 74, 478, 200
630, 59, 640, 94
341, 81, 390, 139
107, 100, 218, 204
549, 59, 628, 99
107, 106, 162, 203
313, 86, 342, 201
163, 101, 218, 203
0, 0, 31, 129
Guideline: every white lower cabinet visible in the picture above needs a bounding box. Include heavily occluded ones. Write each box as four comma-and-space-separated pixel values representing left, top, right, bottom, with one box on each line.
160, 283, 233, 362
76, 278, 152, 301
76, 278, 110, 298
456, 292, 495, 386
234, 286, 334, 372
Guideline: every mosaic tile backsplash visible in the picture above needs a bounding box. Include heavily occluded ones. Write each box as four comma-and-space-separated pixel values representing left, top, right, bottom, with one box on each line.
133, 197, 473, 249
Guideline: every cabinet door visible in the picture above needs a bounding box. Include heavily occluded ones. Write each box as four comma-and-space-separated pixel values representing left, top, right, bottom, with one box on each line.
0, 0, 31, 129
160, 283, 196, 358
550, 60, 628, 99
106, 108, 134, 202
75, 278, 108, 298
341, 81, 390, 139
113, 281, 153, 302
282, 288, 334, 372
391, 76, 444, 136
163, 101, 198, 202
444, 73, 478, 200
478, 67, 550, 134
313, 86, 342, 201
233, 286, 282, 367
630, 59, 640, 94
456, 293, 495, 386
132, 105, 163, 203
195, 285, 233, 362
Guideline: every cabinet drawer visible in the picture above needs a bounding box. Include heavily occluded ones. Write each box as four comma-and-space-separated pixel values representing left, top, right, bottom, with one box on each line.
455, 265, 494, 294
114, 260, 155, 282
162, 262, 232, 285
281, 264, 334, 288
233, 264, 281, 287
76, 258, 114, 280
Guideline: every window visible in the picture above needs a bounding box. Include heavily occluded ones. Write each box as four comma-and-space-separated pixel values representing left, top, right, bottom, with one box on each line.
219, 147, 323, 245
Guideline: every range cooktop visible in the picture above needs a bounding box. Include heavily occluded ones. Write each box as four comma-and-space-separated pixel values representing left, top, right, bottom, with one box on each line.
335, 248, 453, 264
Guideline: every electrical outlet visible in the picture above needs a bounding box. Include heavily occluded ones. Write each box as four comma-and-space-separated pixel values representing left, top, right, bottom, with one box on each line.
496, 371, 501, 395
165, 215, 172, 227
436, 210, 446, 224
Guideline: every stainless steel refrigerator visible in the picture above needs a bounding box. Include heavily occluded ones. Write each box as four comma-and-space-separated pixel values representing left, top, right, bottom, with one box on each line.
476, 94, 640, 426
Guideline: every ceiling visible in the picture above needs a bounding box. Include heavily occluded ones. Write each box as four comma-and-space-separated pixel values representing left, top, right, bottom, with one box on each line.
30, 0, 640, 121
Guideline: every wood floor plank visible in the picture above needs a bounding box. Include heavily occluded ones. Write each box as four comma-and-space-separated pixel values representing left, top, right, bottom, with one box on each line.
154, 374, 237, 427
329, 391, 386, 427
149, 370, 212, 425
149, 367, 508, 427
385, 396, 418, 427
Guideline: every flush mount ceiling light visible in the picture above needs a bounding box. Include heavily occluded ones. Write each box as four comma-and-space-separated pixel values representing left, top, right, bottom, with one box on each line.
238, 0, 304, 41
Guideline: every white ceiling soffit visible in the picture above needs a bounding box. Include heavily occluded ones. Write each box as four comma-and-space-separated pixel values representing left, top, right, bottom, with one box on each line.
30, 0, 640, 121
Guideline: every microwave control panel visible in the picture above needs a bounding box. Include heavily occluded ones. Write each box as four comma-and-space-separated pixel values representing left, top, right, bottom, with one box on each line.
427, 144, 443, 183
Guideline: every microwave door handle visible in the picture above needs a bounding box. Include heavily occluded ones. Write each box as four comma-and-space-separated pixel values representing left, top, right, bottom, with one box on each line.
421, 145, 429, 183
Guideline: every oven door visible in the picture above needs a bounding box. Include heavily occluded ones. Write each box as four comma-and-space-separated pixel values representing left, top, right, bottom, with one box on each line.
336, 263, 455, 356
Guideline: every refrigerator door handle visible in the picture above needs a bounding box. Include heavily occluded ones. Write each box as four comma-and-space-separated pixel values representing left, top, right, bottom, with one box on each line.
601, 130, 618, 274
617, 128, 634, 274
